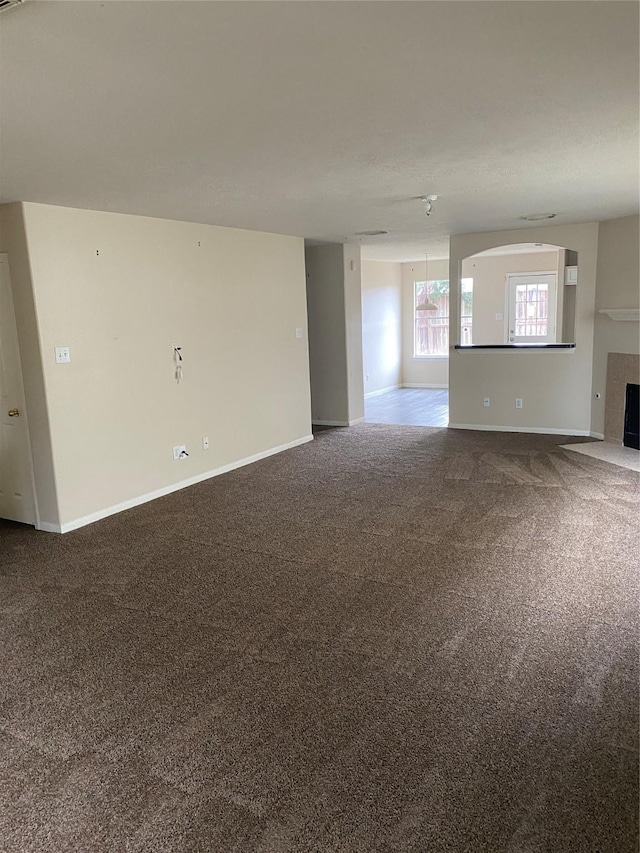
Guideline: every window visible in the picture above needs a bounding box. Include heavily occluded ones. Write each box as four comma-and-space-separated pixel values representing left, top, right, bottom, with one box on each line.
414, 278, 473, 356
414, 279, 449, 356
461, 278, 473, 345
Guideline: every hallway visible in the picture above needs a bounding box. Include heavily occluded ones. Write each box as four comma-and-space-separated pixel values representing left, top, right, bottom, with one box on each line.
364, 387, 448, 427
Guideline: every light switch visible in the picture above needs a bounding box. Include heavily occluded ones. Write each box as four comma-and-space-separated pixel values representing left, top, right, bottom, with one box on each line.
295, 328, 303, 339
55, 346, 71, 363
495, 313, 504, 321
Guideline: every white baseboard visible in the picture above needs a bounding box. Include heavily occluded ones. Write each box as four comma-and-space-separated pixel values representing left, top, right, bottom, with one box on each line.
402, 383, 448, 390
44, 434, 314, 534
448, 423, 592, 437
313, 418, 365, 427
364, 384, 401, 399
590, 431, 604, 440
36, 521, 61, 534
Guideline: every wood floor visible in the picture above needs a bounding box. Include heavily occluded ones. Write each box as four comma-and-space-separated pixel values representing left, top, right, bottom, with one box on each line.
364, 387, 448, 427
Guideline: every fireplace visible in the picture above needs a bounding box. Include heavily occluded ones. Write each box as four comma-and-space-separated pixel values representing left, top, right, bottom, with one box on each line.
624, 384, 639, 449
605, 353, 640, 445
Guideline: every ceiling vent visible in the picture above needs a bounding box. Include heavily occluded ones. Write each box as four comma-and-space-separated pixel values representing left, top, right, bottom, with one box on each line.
0, 0, 26, 14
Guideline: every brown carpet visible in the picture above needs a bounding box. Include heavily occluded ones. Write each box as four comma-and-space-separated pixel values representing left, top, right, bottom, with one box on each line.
1, 424, 638, 852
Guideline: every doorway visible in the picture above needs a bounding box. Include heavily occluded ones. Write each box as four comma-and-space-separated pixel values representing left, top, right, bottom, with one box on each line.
0, 255, 36, 525
506, 272, 557, 344
364, 388, 448, 426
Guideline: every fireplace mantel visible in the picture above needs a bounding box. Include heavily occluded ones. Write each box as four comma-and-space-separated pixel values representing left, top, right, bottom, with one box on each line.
599, 308, 640, 322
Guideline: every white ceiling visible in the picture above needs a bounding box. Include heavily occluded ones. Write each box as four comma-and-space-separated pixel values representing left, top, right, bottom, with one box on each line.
0, 1, 638, 261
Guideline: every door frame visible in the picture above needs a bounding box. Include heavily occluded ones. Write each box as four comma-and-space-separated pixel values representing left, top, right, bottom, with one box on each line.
504, 270, 558, 344
0, 253, 39, 528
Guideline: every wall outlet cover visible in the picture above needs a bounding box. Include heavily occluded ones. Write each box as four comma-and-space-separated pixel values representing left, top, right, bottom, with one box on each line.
55, 346, 71, 364
483, 397, 490, 407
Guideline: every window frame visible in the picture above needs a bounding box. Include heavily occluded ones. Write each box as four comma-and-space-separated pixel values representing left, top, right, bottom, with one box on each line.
413, 278, 450, 359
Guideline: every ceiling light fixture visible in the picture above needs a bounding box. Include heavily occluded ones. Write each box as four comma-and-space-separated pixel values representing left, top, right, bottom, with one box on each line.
520, 213, 557, 221
415, 194, 440, 312
353, 230, 389, 237
415, 253, 438, 312
422, 194, 438, 216
0, 0, 26, 14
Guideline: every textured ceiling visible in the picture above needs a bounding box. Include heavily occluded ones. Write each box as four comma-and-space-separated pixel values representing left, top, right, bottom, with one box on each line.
0, 1, 638, 261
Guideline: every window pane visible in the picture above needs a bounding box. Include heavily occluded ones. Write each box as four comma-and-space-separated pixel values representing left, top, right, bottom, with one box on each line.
515, 282, 550, 337
415, 317, 449, 355
415, 280, 450, 355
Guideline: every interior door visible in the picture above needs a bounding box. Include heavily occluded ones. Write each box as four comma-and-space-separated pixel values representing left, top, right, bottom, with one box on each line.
0, 255, 36, 525
507, 273, 557, 344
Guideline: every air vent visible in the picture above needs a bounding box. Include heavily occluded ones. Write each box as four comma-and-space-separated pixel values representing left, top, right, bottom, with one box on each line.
0, 0, 26, 13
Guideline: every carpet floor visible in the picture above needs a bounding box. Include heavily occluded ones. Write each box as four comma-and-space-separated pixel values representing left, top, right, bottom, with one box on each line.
1, 424, 638, 852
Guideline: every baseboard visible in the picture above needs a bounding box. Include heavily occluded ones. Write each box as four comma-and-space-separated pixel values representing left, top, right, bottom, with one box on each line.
50, 434, 314, 534
313, 418, 365, 427
402, 383, 448, 390
364, 384, 401, 399
448, 423, 592, 437
35, 521, 61, 534
590, 431, 604, 440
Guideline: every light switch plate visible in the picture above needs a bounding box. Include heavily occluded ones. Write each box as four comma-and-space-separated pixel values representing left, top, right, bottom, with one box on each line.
55, 346, 70, 364
295, 327, 303, 339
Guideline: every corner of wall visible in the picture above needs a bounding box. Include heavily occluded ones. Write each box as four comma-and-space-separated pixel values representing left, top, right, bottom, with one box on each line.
0, 202, 61, 528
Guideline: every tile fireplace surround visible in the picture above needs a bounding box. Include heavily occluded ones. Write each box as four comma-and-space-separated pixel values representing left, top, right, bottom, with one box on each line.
604, 352, 640, 444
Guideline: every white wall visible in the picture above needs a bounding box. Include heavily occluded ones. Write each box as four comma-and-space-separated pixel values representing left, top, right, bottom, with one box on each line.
591, 215, 640, 437
401, 258, 449, 388
361, 260, 402, 395
449, 222, 599, 435
5, 202, 312, 530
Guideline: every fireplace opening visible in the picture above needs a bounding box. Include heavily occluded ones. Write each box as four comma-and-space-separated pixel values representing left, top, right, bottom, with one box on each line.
623, 383, 639, 450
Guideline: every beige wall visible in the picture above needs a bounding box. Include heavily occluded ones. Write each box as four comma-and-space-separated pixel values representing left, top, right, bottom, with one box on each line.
305, 244, 350, 424
361, 260, 402, 395
0, 204, 59, 526
461, 251, 560, 345
591, 215, 640, 437
343, 244, 365, 423
7, 202, 312, 529
449, 222, 599, 434
401, 258, 449, 388
305, 244, 364, 425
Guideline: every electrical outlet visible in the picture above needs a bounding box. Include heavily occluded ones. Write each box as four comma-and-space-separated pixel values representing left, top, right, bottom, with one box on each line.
295, 327, 303, 339
515, 398, 523, 409
173, 445, 187, 460
202, 436, 209, 450
483, 397, 490, 408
